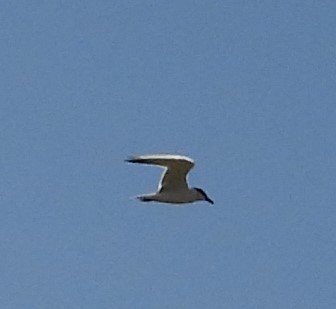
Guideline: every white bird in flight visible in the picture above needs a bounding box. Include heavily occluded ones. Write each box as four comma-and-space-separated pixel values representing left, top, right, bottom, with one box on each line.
126, 154, 214, 205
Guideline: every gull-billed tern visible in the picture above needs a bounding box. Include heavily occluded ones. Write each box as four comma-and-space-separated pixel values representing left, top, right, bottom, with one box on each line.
126, 154, 214, 205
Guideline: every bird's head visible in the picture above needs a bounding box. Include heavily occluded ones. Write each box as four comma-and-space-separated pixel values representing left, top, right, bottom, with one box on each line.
193, 187, 214, 205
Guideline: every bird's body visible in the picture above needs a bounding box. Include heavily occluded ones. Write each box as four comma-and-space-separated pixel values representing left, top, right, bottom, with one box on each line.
126, 154, 213, 205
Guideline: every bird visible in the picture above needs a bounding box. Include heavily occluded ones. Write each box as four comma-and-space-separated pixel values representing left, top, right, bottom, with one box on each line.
125, 154, 214, 205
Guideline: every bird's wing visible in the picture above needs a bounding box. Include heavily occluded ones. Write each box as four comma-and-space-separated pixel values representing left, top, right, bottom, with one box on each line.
126, 154, 194, 191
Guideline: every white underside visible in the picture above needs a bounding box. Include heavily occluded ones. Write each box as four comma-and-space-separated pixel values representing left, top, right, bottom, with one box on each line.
139, 190, 200, 204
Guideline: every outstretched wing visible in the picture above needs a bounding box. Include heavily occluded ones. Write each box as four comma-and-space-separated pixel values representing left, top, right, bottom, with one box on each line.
126, 154, 194, 191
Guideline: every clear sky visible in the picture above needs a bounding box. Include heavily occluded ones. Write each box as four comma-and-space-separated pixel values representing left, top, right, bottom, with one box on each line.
1, 1, 336, 308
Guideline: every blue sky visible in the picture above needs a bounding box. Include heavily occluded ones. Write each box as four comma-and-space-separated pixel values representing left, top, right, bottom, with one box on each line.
1, 1, 336, 308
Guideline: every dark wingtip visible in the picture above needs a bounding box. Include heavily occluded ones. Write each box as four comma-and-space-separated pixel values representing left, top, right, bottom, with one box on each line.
194, 187, 214, 205
137, 196, 153, 202
125, 156, 136, 163
206, 197, 214, 205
